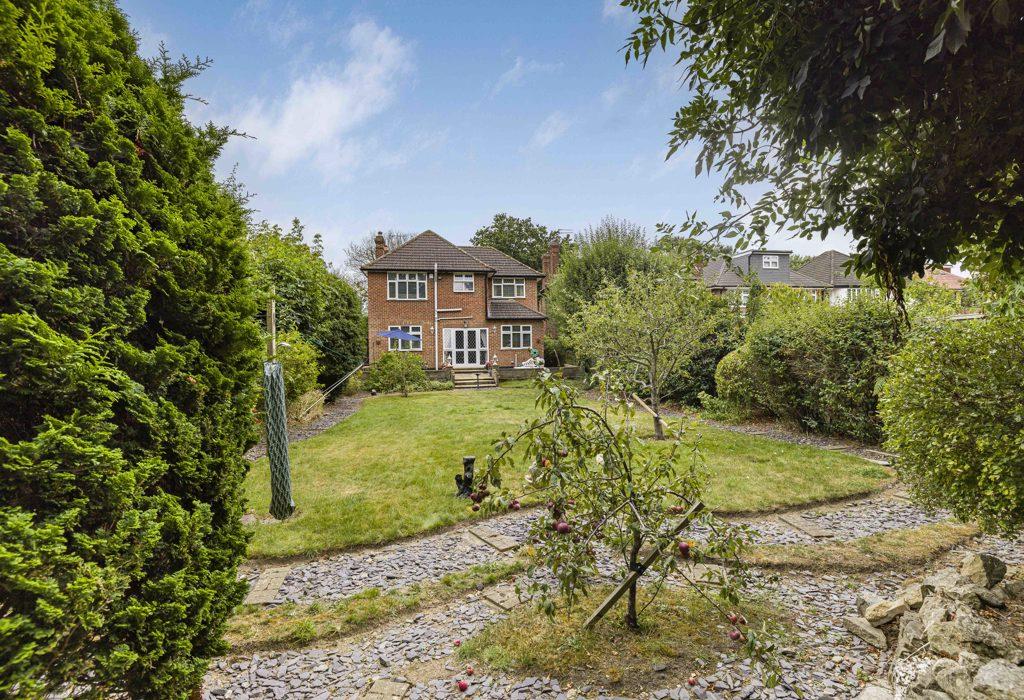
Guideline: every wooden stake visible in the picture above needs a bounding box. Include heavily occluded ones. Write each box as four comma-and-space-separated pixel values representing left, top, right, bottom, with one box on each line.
583, 500, 705, 630
631, 393, 670, 430
267, 289, 276, 359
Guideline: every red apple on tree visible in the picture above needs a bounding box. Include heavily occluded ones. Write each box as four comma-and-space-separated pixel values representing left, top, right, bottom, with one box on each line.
677, 541, 691, 558
555, 520, 571, 534
471, 504, 480, 512
727, 612, 738, 624
729, 629, 743, 641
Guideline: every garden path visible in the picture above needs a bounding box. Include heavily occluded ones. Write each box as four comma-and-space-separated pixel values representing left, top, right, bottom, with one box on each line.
211, 490, 1024, 699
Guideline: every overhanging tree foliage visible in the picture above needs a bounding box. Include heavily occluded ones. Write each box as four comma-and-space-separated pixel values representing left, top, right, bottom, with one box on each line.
1, 1, 261, 695
624, 0, 1024, 301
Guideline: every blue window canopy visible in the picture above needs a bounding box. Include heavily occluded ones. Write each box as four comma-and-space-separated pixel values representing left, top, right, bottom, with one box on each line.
377, 329, 420, 342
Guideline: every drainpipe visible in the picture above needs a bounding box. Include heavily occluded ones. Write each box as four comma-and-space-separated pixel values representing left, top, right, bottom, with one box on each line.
433, 263, 439, 370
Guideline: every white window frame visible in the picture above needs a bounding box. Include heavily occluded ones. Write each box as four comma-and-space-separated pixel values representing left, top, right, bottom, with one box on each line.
388, 325, 422, 352
492, 277, 526, 299
762, 255, 779, 270
387, 272, 428, 300
501, 324, 533, 350
453, 273, 475, 293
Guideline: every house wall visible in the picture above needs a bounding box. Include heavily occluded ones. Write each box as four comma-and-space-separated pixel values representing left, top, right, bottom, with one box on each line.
366, 271, 545, 369
739, 252, 792, 285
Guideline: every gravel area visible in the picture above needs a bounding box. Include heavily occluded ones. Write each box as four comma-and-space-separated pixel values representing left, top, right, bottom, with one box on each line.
245, 395, 365, 461
801, 497, 950, 541
278, 510, 536, 603
258, 492, 963, 604
214, 490, 1024, 699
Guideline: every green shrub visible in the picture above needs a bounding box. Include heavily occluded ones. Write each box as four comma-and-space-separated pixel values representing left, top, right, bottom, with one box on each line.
275, 330, 322, 404
366, 352, 427, 396
879, 317, 1024, 534
0, 3, 260, 695
716, 288, 902, 441
662, 304, 742, 406
425, 380, 454, 391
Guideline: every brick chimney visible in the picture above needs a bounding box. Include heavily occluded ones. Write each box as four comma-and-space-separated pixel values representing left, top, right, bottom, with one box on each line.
548, 240, 560, 275
374, 231, 387, 258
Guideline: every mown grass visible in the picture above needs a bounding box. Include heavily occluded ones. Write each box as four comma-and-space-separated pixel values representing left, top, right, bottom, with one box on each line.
459, 585, 788, 695
245, 387, 890, 558
226, 560, 525, 653
746, 521, 980, 572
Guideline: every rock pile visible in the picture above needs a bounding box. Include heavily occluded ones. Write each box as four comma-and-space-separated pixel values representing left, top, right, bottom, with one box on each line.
846, 553, 1024, 699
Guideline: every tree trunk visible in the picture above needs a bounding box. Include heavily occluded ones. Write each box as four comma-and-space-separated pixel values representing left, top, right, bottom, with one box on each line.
650, 392, 665, 440
626, 529, 641, 629
626, 579, 639, 629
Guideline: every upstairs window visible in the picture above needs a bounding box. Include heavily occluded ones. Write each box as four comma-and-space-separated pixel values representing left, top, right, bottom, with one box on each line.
453, 273, 475, 292
388, 325, 422, 351
492, 277, 526, 298
387, 272, 427, 300
762, 255, 779, 269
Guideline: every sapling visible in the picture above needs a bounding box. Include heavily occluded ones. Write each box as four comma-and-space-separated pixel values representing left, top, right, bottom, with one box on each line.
477, 371, 782, 684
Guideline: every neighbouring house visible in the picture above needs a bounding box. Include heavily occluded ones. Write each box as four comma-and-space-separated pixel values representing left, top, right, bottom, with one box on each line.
921, 265, 967, 295
701, 248, 870, 304
362, 230, 557, 369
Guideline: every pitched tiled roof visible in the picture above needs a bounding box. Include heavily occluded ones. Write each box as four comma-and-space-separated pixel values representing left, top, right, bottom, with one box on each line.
361, 231, 494, 272
799, 250, 863, 287
459, 246, 544, 277
487, 299, 546, 320
700, 257, 825, 288
922, 267, 966, 291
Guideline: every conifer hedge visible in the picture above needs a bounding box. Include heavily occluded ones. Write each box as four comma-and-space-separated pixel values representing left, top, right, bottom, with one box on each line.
1, 1, 261, 695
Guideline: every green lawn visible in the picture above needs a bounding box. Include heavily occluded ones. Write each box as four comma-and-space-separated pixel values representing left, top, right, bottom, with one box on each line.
244, 387, 890, 559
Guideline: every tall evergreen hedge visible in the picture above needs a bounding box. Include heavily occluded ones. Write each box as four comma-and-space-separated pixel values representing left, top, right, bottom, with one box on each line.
0, 1, 261, 695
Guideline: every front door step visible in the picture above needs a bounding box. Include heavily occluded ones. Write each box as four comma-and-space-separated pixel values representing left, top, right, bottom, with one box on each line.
778, 513, 834, 539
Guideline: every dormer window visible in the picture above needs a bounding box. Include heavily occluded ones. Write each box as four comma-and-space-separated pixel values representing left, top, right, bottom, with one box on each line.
762, 255, 779, 269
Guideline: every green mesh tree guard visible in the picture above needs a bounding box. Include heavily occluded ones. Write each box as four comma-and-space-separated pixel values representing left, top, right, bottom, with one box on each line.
263, 361, 295, 519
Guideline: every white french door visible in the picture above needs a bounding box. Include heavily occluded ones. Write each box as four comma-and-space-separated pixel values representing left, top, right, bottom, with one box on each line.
443, 328, 489, 367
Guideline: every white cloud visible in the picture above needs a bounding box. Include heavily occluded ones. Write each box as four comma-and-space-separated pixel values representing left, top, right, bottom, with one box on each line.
491, 56, 562, 96
240, 0, 312, 47
229, 20, 413, 180
602, 0, 630, 20
601, 83, 627, 108
527, 111, 571, 150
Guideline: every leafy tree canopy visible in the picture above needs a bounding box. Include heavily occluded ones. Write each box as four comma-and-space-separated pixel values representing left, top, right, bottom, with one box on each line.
544, 216, 660, 328
1, 1, 261, 694
471, 213, 563, 271
566, 269, 722, 439
249, 219, 365, 386
624, 0, 1024, 302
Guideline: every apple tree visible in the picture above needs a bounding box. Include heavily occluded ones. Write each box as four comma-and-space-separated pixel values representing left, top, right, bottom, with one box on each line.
475, 373, 779, 676
565, 268, 722, 439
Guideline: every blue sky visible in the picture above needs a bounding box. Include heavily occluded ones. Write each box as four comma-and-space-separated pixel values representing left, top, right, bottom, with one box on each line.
120, 0, 853, 268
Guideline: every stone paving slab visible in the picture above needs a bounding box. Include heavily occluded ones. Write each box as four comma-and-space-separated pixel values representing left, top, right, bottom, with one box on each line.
482, 585, 524, 612
243, 565, 291, 605
467, 525, 519, 553
778, 513, 835, 539
364, 678, 411, 698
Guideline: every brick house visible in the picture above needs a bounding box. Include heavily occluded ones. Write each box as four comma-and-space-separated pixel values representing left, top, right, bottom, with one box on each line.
362, 230, 556, 370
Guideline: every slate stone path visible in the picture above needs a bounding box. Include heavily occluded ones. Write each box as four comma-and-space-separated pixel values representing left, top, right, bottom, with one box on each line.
208, 491, 1024, 699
